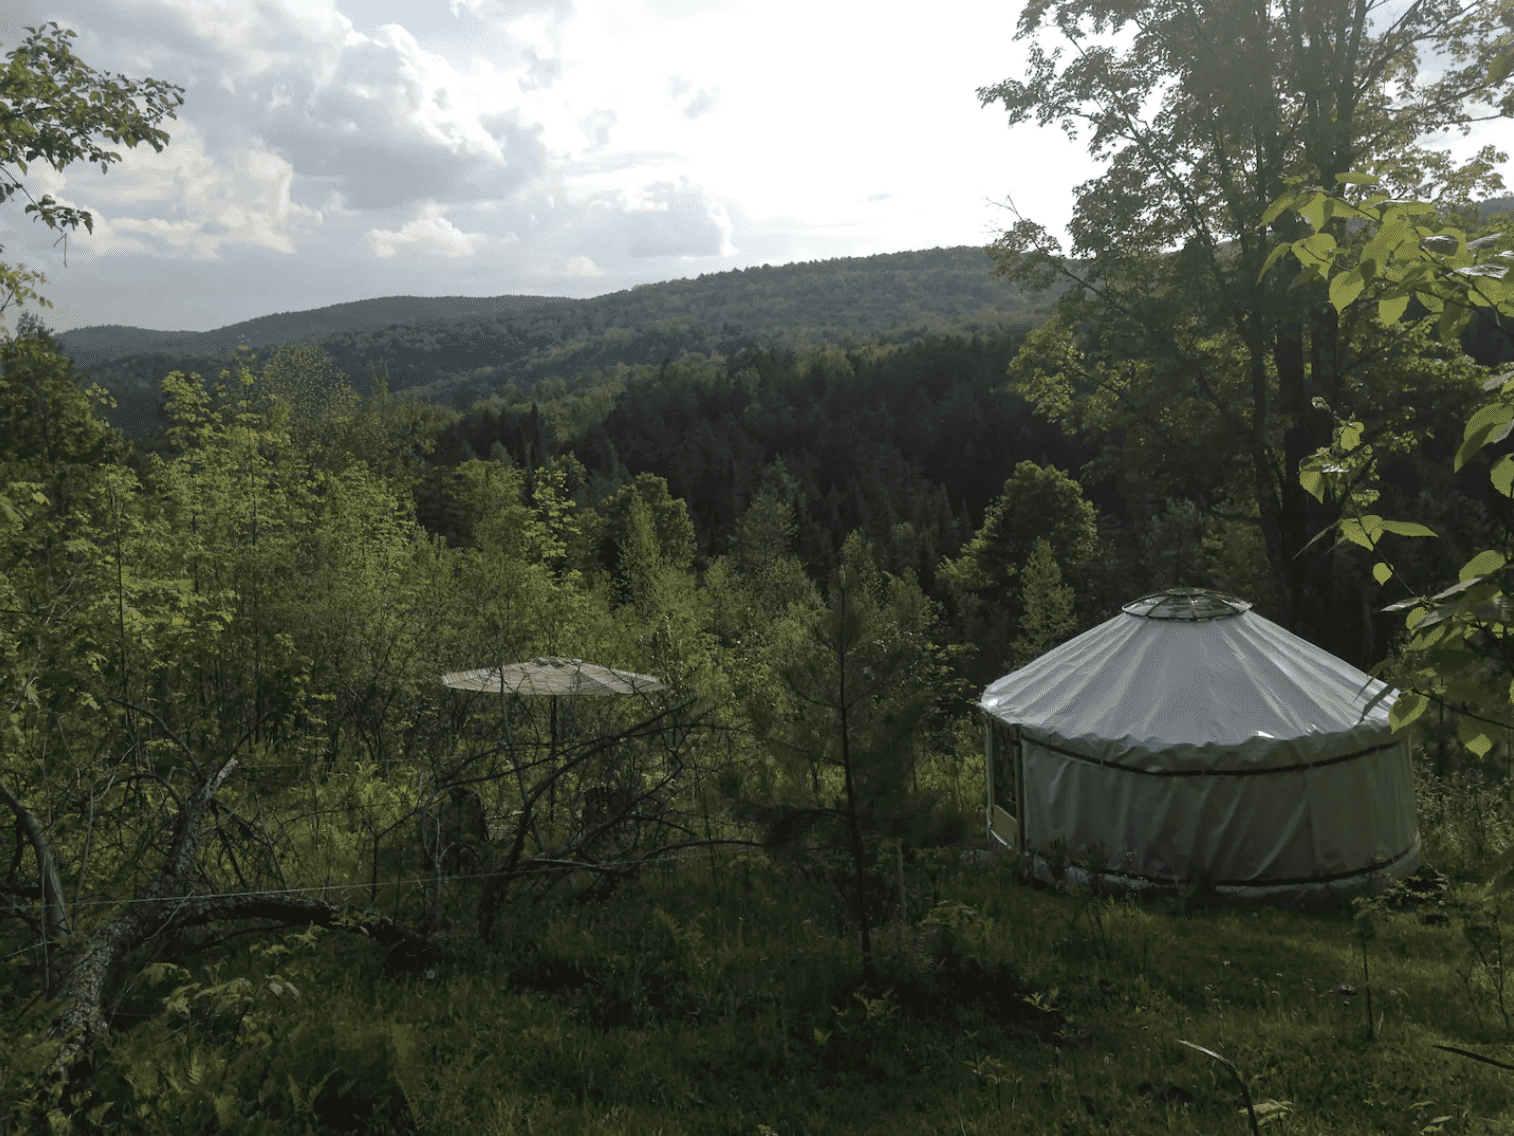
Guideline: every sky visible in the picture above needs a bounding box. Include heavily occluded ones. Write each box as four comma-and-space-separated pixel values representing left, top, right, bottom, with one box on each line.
0, 0, 1508, 334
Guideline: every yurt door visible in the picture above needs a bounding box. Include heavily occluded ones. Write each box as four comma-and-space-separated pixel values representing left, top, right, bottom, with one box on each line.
984, 717, 1024, 851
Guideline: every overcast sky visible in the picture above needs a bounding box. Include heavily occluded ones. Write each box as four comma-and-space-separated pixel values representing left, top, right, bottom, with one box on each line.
1, 0, 1508, 334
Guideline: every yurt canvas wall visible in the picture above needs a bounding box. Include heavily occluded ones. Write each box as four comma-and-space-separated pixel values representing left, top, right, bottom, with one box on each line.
980, 589, 1420, 901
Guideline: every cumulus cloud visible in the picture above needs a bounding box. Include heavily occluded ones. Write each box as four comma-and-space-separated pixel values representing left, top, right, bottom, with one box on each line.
24, 0, 551, 235
666, 74, 719, 120
12, 0, 1022, 330
366, 203, 486, 258
620, 178, 735, 258
54, 123, 321, 258
578, 108, 617, 150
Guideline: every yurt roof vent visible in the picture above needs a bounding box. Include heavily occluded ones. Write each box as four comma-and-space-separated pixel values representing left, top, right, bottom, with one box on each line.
1121, 587, 1252, 621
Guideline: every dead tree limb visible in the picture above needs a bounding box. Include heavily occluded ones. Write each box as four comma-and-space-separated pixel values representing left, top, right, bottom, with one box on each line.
0, 772, 71, 994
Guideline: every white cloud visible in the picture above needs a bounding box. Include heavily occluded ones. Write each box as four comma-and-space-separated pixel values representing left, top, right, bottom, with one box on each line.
578, 108, 617, 150
621, 179, 735, 258
38, 123, 321, 258
666, 75, 718, 120
366, 203, 486, 258
0, 0, 1109, 330
24, 0, 1499, 336
356, 23, 513, 163
563, 254, 604, 276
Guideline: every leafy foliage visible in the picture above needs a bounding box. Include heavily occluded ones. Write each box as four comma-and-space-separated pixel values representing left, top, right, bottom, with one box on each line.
0, 22, 183, 323
1271, 172, 1514, 760
734, 533, 953, 980
939, 461, 1100, 683
978, 0, 1510, 661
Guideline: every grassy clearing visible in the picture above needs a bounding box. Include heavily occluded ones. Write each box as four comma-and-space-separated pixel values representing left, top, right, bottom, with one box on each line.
46, 755, 1514, 1133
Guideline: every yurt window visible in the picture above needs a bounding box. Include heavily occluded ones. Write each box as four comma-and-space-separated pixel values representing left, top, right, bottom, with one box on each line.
989, 719, 1019, 815
984, 717, 1022, 850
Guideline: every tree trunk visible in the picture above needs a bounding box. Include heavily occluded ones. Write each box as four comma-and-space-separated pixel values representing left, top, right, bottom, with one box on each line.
834, 577, 875, 986
0, 775, 71, 995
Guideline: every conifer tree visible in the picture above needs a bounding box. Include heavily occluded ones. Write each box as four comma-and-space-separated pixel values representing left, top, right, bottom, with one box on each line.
1011, 537, 1077, 670
743, 533, 944, 983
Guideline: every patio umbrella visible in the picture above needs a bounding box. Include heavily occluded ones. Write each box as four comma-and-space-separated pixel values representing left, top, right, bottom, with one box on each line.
441, 656, 667, 697
441, 658, 671, 837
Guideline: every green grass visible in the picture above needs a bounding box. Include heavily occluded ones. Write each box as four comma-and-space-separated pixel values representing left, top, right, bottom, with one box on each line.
31, 759, 1514, 1134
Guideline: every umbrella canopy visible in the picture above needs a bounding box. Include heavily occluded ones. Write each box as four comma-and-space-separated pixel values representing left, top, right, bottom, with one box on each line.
441, 656, 667, 697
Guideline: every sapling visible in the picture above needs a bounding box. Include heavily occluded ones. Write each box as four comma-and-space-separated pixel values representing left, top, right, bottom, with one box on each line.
1352, 895, 1382, 1041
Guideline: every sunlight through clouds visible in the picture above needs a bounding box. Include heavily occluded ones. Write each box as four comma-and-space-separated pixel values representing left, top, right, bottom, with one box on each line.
3, 0, 1103, 329
22, 0, 1496, 332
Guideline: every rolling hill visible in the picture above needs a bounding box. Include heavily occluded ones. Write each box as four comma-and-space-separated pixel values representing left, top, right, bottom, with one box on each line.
57, 246, 1056, 435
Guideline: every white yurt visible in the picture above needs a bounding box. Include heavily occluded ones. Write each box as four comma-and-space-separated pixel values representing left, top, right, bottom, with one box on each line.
980, 588, 1420, 901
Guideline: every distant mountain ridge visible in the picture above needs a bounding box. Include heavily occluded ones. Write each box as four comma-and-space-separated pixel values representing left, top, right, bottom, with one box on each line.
57, 294, 574, 369
59, 246, 1058, 435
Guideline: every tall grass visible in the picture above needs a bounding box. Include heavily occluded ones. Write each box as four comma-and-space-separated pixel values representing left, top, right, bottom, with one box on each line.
22, 745, 1514, 1134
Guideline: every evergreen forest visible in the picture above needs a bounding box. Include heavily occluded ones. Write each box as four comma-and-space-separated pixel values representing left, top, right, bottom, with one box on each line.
5, 4, 1514, 1133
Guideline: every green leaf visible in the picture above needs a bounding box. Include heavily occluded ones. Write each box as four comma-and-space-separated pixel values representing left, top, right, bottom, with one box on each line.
1299, 192, 1327, 232
1458, 714, 1495, 758
1456, 402, 1514, 471
1362, 217, 1414, 273
1372, 562, 1393, 585
1294, 232, 1338, 267
1492, 47, 1514, 86
1440, 300, 1473, 346
1492, 455, 1514, 497
1377, 293, 1410, 325
1299, 467, 1326, 504
1459, 549, 1507, 581
1339, 516, 1380, 550
1329, 268, 1366, 312
1389, 690, 1429, 730
1378, 519, 1438, 538
1334, 172, 1380, 186
1258, 240, 1292, 281
1259, 194, 1296, 228
1465, 401, 1514, 437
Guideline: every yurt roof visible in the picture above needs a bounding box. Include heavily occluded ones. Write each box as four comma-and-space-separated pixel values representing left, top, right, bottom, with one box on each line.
979, 588, 1397, 771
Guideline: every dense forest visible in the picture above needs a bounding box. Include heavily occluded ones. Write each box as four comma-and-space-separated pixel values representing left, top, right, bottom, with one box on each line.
58, 246, 1061, 437
6, 3, 1514, 1133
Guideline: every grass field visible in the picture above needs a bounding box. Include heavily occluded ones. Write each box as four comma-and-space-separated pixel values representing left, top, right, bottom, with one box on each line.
36, 753, 1514, 1135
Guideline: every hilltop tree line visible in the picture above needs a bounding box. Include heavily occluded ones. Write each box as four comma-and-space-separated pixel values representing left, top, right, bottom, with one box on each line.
60, 247, 1061, 438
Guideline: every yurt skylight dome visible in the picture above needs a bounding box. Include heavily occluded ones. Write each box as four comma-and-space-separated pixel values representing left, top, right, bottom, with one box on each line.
1121, 587, 1250, 620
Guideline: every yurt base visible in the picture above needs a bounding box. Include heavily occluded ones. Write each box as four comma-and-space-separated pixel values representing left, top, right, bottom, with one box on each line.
1010, 841, 1423, 906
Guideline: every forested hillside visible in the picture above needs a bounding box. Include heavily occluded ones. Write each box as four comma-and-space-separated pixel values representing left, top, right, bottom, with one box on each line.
54, 294, 571, 369
60, 246, 1057, 436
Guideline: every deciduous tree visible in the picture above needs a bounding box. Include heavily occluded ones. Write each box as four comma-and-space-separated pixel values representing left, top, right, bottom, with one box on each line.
1268, 173, 1514, 759
0, 22, 183, 323
938, 460, 1099, 681
979, 0, 1512, 657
